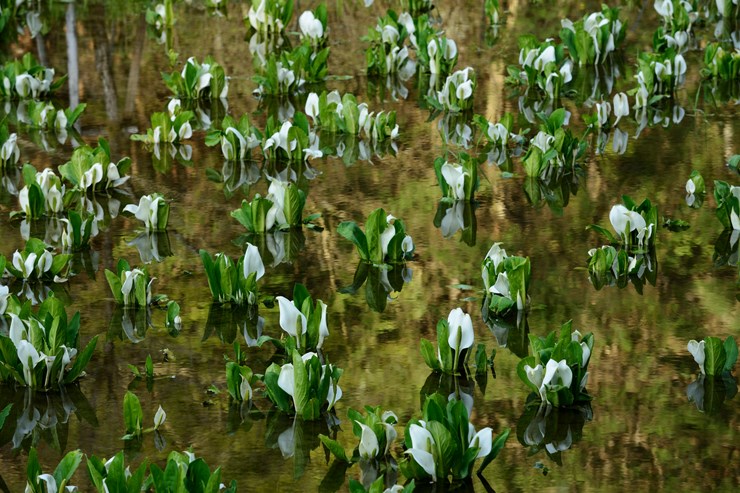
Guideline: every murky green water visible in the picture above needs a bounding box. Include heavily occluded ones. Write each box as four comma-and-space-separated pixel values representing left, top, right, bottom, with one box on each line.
1, 0, 739, 491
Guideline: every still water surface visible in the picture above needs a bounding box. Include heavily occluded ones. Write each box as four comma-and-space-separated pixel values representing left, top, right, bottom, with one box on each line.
1, 0, 739, 491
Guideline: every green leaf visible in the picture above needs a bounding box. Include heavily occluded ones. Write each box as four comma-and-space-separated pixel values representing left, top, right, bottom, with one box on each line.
292, 351, 309, 415
123, 391, 143, 437
420, 339, 440, 371
263, 363, 292, 412
105, 269, 124, 304
337, 221, 369, 260
475, 343, 488, 376
516, 356, 539, 394
587, 224, 617, 243
318, 435, 350, 462
63, 336, 98, 383
284, 185, 305, 227
426, 421, 456, 478
0, 403, 11, 430
704, 336, 727, 376
53, 449, 83, 489
365, 208, 387, 264
723, 336, 738, 372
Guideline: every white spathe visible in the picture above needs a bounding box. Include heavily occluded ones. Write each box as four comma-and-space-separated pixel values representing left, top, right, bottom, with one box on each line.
123, 195, 163, 230
687, 339, 705, 374
305, 92, 320, 122
276, 296, 308, 346
468, 426, 493, 459
612, 92, 629, 126
154, 406, 167, 429
299, 11, 323, 40
358, 422, 380, 459
317, 300, 329, 349
440, 162, 468, 200
609, 205, 646, 239
242, 242, 265, 282
543, 359, 573, 389
405, 423, 437, 479
447, 308, 474, 352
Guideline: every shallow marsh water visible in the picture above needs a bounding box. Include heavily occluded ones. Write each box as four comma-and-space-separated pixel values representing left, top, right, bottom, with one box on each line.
0, 0, 739, 491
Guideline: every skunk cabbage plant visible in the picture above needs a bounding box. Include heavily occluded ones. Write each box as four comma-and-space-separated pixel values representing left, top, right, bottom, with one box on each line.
434, 153, 478, 201
1, 238, 70, 283
485, 0, 501, 25
1, 124, 20, 170
685, 170, 705, 207
305, 91, 399, 142
319, 406, 399, 463
263, 350, 342, 420
131, 110, 194, 145
701, 43, 740, 81
521, 108, 587, 178
15, 166, 67, 220
271, 283, 329, 352
338, 208, 414, 264
163, 56, 228, 100
200, 243, 265, 305
0, 53, 66, 100
421, 36, 458, 76
427, 67, 476, 112
298, 4, 328, 47
421, 308, 487, 375
587, 245, 657, 291
0, 297, 98, 390
401, 393, 509, 482
205, 114, 262, 161
245, 0, 293, 36
104, 259, 157, 307
226, 343, 257, 402
11, 101, 86, 134
123, 193, 170, 231
508, 36, 572, 99
121, 391, 166, 440
481, 243, 531, 315
687, 336, 737, 377
365, 12, 417, 78
148, 450, 237, 492
24, 448, 82, 493
713, 181, 740, 231
59, 138, 131, 192
631, 49, 687, 109
588, 196, 657, 252
517, 321, 593, 407
231, 179, 315, 232
87, 452, 149, 493
253, 42, 329, 93
559, 6, 626, 65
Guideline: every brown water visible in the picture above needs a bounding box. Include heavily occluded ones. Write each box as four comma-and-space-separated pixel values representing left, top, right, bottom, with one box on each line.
1, 0, 739, 491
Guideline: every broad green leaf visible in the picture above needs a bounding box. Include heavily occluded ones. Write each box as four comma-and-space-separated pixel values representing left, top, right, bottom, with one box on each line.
318, 435, 350, 462
52, 449, 83, 489
0, 403, 11, 430
426, 421, 456, 478
64, 336, 98, 383
123, 391, 143, 437
723, 336, 738, 372
704, 336, 727, 376
420, 339, 440, 371
365, 208, 387, 264
337, 221, 369, 260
